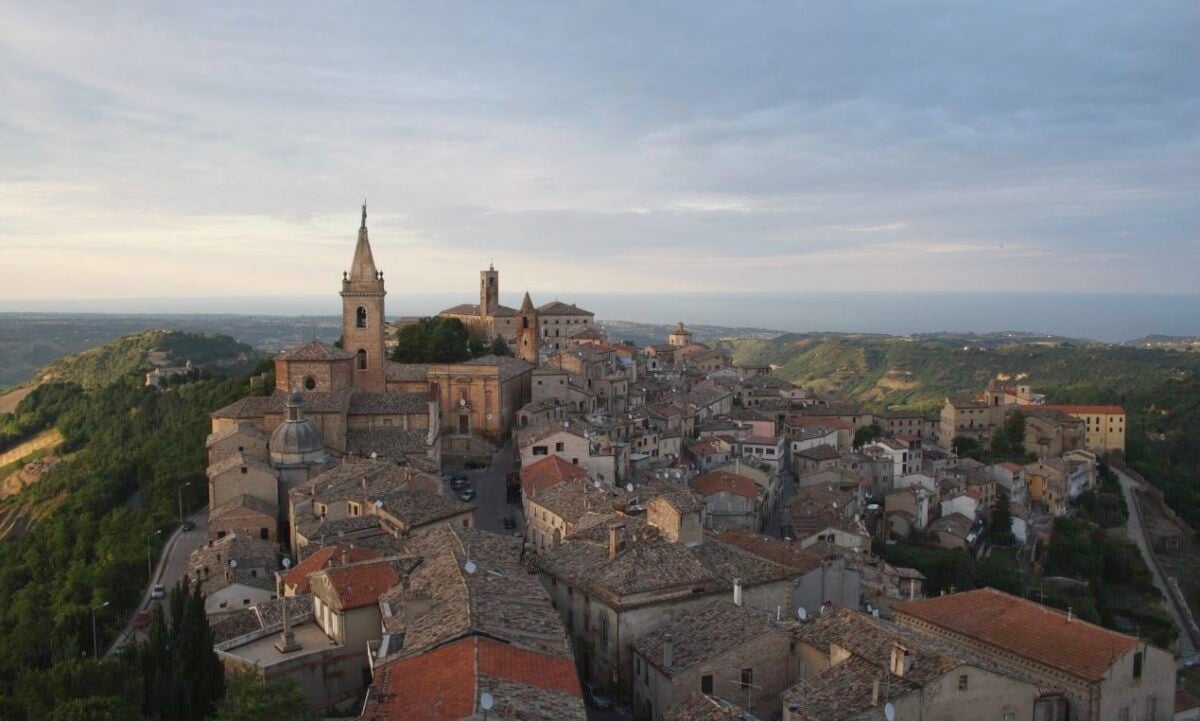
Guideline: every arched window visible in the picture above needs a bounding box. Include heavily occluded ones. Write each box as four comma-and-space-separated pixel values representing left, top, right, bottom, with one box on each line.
356, 307, 367, 328
357, 349, 368, 370
304, 376, 317, 391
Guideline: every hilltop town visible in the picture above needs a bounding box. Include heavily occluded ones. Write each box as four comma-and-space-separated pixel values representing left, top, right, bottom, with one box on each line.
148, 207, 1182, 721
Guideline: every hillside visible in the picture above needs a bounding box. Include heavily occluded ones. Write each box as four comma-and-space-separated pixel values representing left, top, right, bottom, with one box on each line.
32, 330, 259, 390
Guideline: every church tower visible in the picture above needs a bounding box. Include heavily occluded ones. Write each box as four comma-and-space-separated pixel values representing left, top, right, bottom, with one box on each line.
516, 291, 539, 366
341, 204, 387, 392
480, 264, 499, 320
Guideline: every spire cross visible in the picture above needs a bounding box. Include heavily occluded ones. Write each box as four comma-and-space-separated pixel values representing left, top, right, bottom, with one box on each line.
361, 200, 368, 230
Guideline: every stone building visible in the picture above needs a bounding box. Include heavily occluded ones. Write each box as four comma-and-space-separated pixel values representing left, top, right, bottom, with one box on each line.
895, 588, 1175, 721
516, 290, 541, 366
427, 354, 533, 465
668, 321, 694, 348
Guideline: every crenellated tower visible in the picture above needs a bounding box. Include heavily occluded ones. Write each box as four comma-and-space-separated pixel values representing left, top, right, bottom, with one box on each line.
341, 204, 387, 392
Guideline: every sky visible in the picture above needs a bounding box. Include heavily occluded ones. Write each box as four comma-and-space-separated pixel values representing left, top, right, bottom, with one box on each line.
1, 1, 1198, 305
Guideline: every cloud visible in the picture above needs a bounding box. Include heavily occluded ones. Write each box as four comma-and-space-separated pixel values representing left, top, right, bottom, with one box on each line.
0, 1, 1197, 302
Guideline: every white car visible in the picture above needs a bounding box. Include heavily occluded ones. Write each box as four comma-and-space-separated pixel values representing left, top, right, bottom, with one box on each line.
150, 584, 166, 600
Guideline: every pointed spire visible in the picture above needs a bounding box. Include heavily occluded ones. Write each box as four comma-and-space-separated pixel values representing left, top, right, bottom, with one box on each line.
520, 291, 535, 312
349, 203, 379, 282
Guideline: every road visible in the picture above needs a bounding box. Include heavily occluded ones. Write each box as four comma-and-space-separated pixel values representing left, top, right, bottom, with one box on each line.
1116, 468, 1199, 664
442, 440, 523, 536
765, 470, 795, 538
108, 507, 210, 655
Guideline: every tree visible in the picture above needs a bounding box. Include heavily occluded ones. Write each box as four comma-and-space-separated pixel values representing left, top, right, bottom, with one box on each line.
989, 490, 1014, 545
468, 335, 489, 358
132, 578, 224, 721
213, 671, 318, 721
489, 335, 511, 357
852, 423, 883, 449
1003, 410, 1026, 458
952, 435, 983, 461
391, 317, 472, 363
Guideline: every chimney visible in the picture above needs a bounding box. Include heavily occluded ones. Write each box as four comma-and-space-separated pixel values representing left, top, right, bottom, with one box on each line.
361, 477, 368, 490
341, 548, 350, 566
1067, 606, 1073, 623
733, 578, 743, 607
872, 675, 881, 705
663, 640, 674, 669
608, 524, 624, 559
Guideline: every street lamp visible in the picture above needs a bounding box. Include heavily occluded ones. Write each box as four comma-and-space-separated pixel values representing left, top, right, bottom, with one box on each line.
146, 529, 163, 582
177, 481, 191, 525
91, 601, 109, 658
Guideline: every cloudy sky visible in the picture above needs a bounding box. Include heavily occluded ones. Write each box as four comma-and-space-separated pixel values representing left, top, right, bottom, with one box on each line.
1, 1, 1197, 305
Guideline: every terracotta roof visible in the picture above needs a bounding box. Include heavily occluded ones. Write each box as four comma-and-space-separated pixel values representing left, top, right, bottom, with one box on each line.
275, 340, 354, 361
714, 529, 822, 573
664, 694, 752, 721
384, 362, 429, 382
692, 470, 759, 500
205, 423, 267, 447
210, 395, 272, 420
528, 481, 614, 524
209, 494, 277, 521
894, 588, 1138, 681
520, 455, 591, 496
281, 544, 380, 594
1040, 404, 1125, 416
309, 557, 409, 611
362, 636, 584, 721
347, 391, 427, 415
345, 427, 427, 459
460, 354, 535, 381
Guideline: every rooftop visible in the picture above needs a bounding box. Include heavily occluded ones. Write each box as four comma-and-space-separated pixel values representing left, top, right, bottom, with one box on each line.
520, 454, 591, 496
692, 470, 759, 500
275, 340, 354, 361
634, 600, 779, 676
281, 544, 380, 594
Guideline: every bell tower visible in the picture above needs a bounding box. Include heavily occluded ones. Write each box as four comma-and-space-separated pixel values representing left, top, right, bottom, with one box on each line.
480, 263, 499, 320
341, 203, 387, 392
516, 291, 539, 366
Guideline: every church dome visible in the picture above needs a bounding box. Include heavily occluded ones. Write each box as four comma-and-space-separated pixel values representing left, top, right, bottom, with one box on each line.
270, 417, 324, 457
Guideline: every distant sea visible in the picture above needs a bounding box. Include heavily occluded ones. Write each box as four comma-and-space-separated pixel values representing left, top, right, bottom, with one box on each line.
2, 292, 1196, 343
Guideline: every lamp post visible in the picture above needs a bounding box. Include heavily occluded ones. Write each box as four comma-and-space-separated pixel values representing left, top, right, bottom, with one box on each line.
146, 528, 163, 582
91, 601, 109, 658
177, 481, 191, 526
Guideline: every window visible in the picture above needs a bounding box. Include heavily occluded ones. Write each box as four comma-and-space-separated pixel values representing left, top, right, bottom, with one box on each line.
356, 306, 367, 328
1133, 651, 1143, 680
304, 376, 316, 390
532, 445, 548, 456
240, 466, 247, 474
701, 674, 713, 695
458, 414, 469, 435
356, 348, 368, 370
740, 668, 753, 690
1002, 712, 1015, 721
555, 442, 564, 452
599, 616, 608, 647
958, 674, 968, 691
1118, 707, 1129, 721
1146, 697, 1157, 720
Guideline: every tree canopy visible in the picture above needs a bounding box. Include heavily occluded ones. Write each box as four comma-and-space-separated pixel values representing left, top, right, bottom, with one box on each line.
391, 317, 508, 363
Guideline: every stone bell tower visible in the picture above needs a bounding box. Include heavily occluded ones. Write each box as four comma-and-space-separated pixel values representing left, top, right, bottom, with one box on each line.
480, 263, 499, 320
516, 291, 539, 366
341, 204, 387, 392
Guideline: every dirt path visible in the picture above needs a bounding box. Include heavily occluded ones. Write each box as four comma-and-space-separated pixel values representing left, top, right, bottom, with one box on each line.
0, 386, 34, 414
0, 428, 63, 468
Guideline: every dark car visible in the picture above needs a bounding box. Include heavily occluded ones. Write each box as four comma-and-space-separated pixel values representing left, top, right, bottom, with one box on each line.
502, 515, 516, 529
450, 478, 469, 490
181, 520, 196, 531
581, 682, 613, 710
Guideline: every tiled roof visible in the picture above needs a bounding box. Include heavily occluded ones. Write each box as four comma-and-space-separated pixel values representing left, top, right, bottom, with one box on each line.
276, 340, 355, 361
373, 488, 474, 528
187, 534, 280, 596
205, 423, 267, 447
281, 544, 380, 594
714, 529, 822, 573
347, 391, 427, 415
894, 588, 1138, 682
345, 427, 427, 459
261, 389, 353, 415
440, 303, 483, 316
209, 594, 313, 644
206, 451, 275, 478
537, 300, 593, 316
209, 494, 277, 521
1040, 404, 1125, 416
384, 362, 429, 382
210, 395, 272, 419
929, 512, 973, 537
362, 636, 584, 721
520, 455, 591, 496
692, 470, 759, 500
651, 489, 706, 514
664, 694, 752, 721
459, 354, 535, 380
309, 556, 411, 611
634, 600, 777, 675
528, 480, 614, 524
795, 444, 841, 461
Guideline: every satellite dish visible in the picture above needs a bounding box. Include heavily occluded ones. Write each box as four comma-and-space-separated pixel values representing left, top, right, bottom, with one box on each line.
626, 483, 634, 492
338, 530, 345, 538
464, 560, 477, 574
370, 452, 378, 460
229, 559, 238, 568
796, 607, 807, 621
282, 558, 291, 569
480, 692, 494, 711
884, 702, 896, 721
374, 499, 384, 508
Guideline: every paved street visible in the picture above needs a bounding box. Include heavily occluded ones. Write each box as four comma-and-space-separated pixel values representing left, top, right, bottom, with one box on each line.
442, 440, 524, 536
1117, 469, 1199, 664
765, 471, 795, 538
108, 507, 210, 655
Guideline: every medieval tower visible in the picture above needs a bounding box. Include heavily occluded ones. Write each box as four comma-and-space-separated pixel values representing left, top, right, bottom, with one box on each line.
516, 291, 540, 366
480, 263, 499, 320
341, 204, 387, 392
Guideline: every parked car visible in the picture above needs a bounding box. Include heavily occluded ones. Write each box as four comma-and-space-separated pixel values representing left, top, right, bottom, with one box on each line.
502, 515, 516, 529
150, 584, 166, 600
582, 682, 613, 710
450, 478, 469, 490
181, 520, 196, 531
460, 489, 477, 502
450, 473, 468, 483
